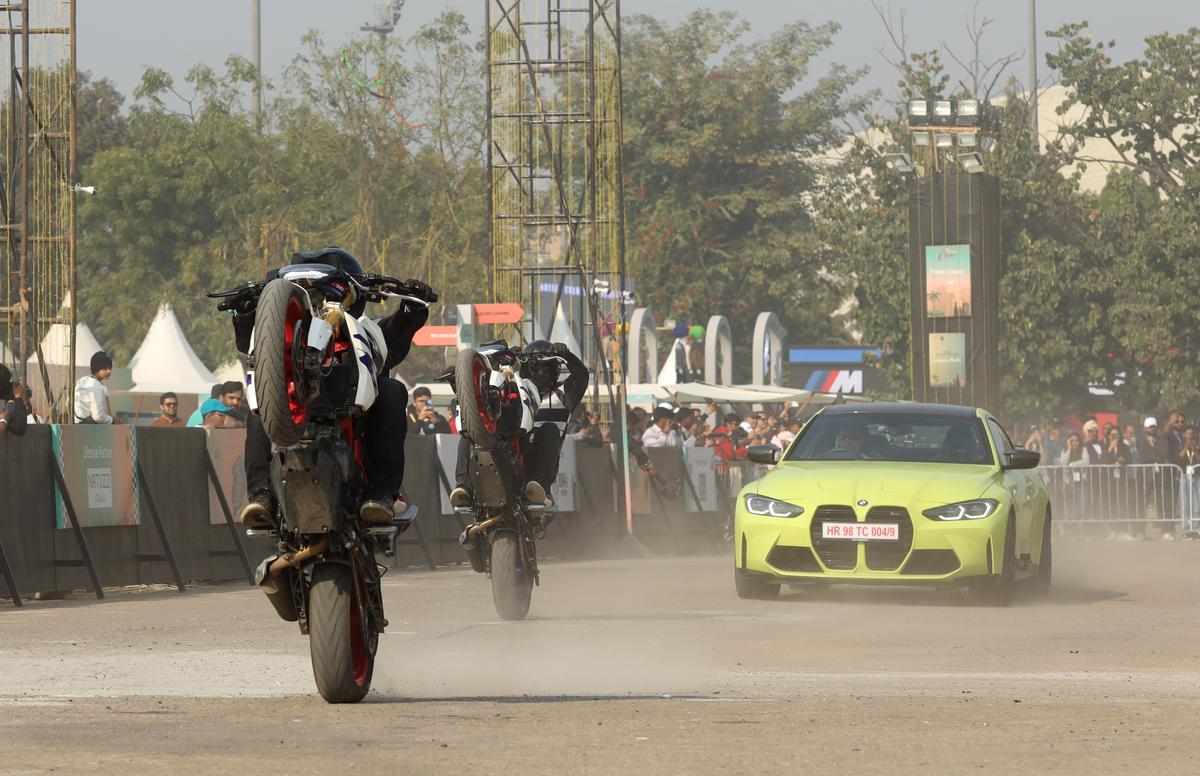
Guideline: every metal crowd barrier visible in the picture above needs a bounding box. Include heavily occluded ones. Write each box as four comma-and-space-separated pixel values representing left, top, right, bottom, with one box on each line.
1038, 464, 1190, 531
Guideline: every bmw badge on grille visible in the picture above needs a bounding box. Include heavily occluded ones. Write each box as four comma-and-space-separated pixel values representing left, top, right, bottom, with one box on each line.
857, 499, 869, 506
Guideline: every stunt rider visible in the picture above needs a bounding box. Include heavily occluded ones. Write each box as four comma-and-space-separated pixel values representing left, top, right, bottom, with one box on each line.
229, 248, 433, 528
449, 340, 589, 508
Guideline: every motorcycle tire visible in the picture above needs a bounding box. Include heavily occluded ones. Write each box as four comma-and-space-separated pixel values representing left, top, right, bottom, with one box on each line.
454, 348, 497, 449
308, 562, 375, 703
490, 529, 532, 621
253, 279, 309, 448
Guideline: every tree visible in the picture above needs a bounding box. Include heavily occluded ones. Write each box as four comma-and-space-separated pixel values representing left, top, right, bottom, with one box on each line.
621, 11, 867, 377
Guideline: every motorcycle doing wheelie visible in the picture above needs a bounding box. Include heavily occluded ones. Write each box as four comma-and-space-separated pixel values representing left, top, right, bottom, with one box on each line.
209, 263, 436, 703
444, 341, 566, 621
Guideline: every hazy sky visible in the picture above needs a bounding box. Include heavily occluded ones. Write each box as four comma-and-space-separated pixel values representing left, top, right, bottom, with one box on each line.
78, 1, 1193, 105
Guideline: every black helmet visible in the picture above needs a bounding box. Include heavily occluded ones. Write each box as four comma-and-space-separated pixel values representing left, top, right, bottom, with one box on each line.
290, 247, 368, 315
521, 340, 559, 392
290, 247, 366, 279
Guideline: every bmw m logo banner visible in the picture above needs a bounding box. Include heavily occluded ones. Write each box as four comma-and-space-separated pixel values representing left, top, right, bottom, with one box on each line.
804, 370, 864, 394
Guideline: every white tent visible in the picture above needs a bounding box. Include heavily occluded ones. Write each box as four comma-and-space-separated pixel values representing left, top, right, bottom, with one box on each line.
26, 321, 105, 367
127, 304, 217, 394
214, 360, 248, 385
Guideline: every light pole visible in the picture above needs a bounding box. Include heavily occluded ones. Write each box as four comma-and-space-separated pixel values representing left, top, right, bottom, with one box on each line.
1029, 0, 1038, 146
251, 0, 261, 123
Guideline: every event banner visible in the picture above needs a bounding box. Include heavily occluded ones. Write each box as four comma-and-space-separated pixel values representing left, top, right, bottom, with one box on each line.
683, 446, 718, 513
435, 433, 577, 514
929, 333, 967, 388
52, 424, 138, 528
206, 428, 248, 525
925, 244, 972, 317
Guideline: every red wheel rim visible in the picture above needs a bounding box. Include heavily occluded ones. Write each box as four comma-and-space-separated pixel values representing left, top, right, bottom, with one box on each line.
349, 575, 369, 688
472, 355, 497, 434
282, 297, 308, 428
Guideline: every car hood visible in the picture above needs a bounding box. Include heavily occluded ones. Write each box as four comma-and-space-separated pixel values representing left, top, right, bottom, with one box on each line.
752, 461, 999, 507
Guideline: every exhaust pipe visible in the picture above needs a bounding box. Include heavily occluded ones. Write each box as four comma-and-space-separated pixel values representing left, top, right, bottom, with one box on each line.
268, 535, 330, 577
257, 536, 331, 623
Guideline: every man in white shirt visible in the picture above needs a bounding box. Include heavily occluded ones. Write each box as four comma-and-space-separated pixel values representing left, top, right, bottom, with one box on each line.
642, 407, 680, 448
73, 351, 114, 424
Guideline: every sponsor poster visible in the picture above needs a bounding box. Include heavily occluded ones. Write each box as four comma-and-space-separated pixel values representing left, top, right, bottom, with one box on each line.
549, 437, 577, 513
53, 424, 138, 528
929, 332, 967, 388
206, 428, 248, 525
925, 244, 972, 317
683, 446, 718, 513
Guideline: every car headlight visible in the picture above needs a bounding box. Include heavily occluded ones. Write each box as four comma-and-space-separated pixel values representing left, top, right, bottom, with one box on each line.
743, 495, 804, 518
921, 499, 999, 521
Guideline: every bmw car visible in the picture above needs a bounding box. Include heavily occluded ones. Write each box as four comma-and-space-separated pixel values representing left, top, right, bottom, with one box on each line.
734, 403, 1051, 605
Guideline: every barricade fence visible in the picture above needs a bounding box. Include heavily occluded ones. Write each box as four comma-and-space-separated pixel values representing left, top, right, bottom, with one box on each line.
1038, 464, 1193, 532
0, 427, 730, 603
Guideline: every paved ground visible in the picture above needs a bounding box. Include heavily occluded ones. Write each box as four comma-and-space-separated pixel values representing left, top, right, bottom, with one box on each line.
1, 538, 1198, 774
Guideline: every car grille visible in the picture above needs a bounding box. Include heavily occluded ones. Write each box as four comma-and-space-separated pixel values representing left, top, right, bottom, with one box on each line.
809, 506, 858, 570
902, 549, 960, 575
766, 545, 823, 573
864, 507, 914, 571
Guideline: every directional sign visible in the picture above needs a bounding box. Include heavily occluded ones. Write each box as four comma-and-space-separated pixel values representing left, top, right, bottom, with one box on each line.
412, 325, 458, 347
472, 303, 524, 325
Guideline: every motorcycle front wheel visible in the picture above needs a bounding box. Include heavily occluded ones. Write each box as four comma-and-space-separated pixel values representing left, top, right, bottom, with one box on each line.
490, 529, 533, 621
308, 562, 376, 703
253, 278, 310, 447
454, 348, 497, 448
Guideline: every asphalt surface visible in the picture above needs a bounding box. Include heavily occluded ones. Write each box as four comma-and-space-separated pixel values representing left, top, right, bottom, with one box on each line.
1, 538, 1198, 775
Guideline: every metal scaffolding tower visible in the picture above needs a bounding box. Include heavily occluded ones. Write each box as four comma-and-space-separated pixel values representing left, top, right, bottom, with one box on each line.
486, 0, 626, 389
0, 0, 77, 421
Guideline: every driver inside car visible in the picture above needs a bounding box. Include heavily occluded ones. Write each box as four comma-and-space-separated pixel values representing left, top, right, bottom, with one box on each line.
832, 427, 866, 454
228, 248, 433, 529
449, 339, 589, 509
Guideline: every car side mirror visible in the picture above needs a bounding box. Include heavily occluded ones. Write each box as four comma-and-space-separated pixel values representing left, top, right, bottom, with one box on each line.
747, 444, 780, 465
1003, 447, 1041, 470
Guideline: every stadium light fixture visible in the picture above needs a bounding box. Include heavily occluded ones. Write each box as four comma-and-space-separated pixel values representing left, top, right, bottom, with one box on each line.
907, 99, 929, 122
883, 152, 915, 174
957, 133, 978, 148
958, 153, 985, 173
956, 98, 981, 126
980, 137, 999, 154
911, 131, 932, 147
933, 99, 954, 124
935, 134, 955, 149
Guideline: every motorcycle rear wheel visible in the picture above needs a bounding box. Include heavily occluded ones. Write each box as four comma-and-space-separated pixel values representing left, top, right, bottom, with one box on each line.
490, 529, 532, 621
454, 348, 497, 449
308, 562, 375, 703
253, 279, 309, 448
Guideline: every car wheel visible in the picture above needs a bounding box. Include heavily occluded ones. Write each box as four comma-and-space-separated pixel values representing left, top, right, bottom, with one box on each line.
1030, 509, 1052, 597
734, 569, 781, 601
973, 512, 1015, 607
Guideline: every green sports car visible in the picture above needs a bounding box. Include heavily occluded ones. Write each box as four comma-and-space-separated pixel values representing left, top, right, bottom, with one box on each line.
734, 403, 1051, 605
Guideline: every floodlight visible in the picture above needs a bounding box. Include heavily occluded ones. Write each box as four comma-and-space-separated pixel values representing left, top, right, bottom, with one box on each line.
956, 98, 981, 126
911, 131, 932, 146
933, 100, 954, 123
882, 152, 915, 174
980, 137, 998, 153
907, 99, 929, 121
958, 153, 985, 173
935, 134, 955, 149
957, 133, 978, 148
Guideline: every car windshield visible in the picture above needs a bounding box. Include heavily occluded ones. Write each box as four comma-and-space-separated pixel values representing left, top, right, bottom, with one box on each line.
786, 411, 994, 466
